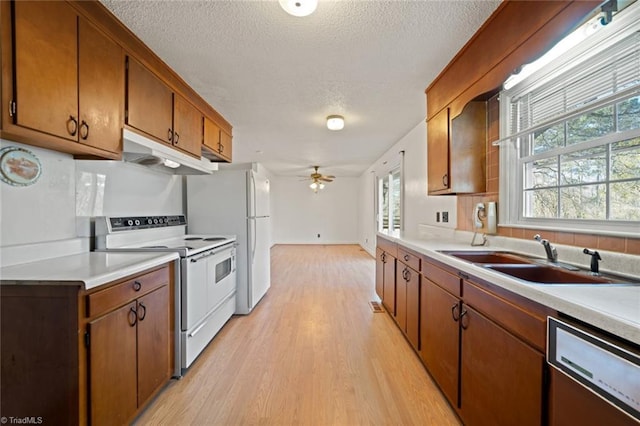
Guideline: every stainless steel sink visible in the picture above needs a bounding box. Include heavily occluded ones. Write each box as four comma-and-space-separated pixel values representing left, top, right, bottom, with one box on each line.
440, 251, 532, 264
484, 264, 612, 284
439, 250, 638, 285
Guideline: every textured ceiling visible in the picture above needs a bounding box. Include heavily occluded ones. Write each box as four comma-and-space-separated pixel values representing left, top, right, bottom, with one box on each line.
101, 0, 501, 177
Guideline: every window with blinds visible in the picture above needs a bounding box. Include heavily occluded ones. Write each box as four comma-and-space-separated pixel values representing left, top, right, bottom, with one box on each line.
501, 3, 640, 230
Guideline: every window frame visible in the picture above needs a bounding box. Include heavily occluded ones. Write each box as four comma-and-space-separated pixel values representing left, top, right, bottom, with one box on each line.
376, 158, 404, 233
499, 3, 640, 238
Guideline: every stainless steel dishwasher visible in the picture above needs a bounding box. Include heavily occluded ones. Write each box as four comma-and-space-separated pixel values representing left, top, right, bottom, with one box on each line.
547, 317, 640, 425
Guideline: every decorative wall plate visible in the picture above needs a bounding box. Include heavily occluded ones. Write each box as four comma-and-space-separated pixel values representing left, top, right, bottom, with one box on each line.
0, 146, 42, 186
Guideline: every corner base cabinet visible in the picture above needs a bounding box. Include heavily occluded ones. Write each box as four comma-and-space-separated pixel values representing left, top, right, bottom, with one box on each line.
0, 263, 175, 425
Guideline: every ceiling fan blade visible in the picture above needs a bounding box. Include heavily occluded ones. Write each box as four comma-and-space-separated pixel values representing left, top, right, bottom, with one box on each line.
324, 175, 336, 179
319, 177, 333, 182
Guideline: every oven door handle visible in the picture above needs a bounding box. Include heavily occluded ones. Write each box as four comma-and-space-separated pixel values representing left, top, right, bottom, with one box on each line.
188, 321, 208, 338
190, 251, 215, 263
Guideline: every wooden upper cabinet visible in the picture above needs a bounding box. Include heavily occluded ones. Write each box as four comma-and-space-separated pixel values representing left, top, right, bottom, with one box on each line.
126, 56, 173, 145
173, 94, 202, 158
8, 1, 122, 157
427, 101, 486, 195
203, 116, 232, 162
219, 129, 232, 161
78, 17, 123, 154
427, 107, 450, 193
13, 1, 78, 141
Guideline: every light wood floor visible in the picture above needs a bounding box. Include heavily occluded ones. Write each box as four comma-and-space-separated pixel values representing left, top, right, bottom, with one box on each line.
135, 245, 460, 425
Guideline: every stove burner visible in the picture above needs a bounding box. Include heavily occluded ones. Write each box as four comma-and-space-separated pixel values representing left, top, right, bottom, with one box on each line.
203, 237, 227, 242
184, 237, 203, 241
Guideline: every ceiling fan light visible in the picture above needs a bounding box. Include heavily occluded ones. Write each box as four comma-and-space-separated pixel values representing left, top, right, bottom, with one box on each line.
310, 182, 318, 189
319, 183, 325, 189
326, 115, 344, 131
279, 0, 317, 17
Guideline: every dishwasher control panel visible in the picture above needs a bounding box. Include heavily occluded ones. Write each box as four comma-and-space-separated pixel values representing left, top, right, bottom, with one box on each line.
547, 317, 640, 422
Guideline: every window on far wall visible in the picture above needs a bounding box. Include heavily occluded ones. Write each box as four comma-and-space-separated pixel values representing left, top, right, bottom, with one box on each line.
499, 3, 640, 235
378, 167, 401, 232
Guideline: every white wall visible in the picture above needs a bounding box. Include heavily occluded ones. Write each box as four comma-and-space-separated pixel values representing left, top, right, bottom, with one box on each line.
0, 140, 76, 246
76, 160, 182, 217
358, 120, 457, 256
272, 176, 359, 244
0, 139, 183, 249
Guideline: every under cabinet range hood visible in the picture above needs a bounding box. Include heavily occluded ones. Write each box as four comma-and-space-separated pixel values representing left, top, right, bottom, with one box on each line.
122, 129, 218, 175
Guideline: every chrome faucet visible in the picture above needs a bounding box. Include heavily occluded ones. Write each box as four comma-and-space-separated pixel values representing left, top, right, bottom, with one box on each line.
533, 234, 557, 263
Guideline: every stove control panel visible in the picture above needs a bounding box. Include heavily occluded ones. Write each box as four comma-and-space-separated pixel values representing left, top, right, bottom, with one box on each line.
109, 215, 187, 231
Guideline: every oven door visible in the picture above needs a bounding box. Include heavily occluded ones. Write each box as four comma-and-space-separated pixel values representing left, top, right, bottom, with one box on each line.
183, 244, 236, 331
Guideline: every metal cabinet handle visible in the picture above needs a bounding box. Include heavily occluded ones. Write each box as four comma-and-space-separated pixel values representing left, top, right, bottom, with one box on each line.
137, 302, 146, 321
451, 304, 460, 321
405, 269, 412, 282
381, 252, 386, 263
442, 173, 449, 188
67, 115, 78, 136
174, 132, 180, 144
404, 254, 410, 261
132, 281, 142, 291
128, 307, 137, 327
168, 128, 173, 142
460, 309, 469, 329
79, 120, 89, 140
218, 141, 223, 153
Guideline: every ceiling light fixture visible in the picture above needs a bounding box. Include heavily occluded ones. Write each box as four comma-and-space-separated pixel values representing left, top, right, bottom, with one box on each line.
279, 0, 318, 17
326, 115, 344, 131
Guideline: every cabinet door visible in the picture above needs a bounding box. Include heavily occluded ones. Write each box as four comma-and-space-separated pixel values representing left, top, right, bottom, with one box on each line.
89, 301, 138, 426
382, 255, 396, 314
137, 285, 171, 407
460, 305, 543, 426
395, 265, 408, 331
126, 57, 173, 144
219, 129, 232, 161
203, 116, 221, 153
406, 267, 420, 350
375, 249, 385, 300
427, 107, 450, 193
173, 94, 202, 157
13, 1, 78, 140
78, 18, 123, 154
421, 278, 460, 408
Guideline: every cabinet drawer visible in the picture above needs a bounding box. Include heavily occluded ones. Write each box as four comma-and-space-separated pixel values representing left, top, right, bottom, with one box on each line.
87, 267, 169, 318
397, 247, 420, 271
422, 260, 460, 297
463, 280, 546, 351
377, 236, 397, 257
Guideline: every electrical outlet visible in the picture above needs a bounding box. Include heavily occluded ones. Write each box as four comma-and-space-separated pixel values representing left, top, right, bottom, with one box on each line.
436, 212, 441, 222
365, 238, 368, 243
442, 211, 449, 223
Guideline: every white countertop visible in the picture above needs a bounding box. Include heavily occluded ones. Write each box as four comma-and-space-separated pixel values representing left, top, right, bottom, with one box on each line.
0, 251, 179, 291
379, 230, 640, 346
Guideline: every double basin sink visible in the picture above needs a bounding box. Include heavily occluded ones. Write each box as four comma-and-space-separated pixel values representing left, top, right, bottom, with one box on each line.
439, 251, 638, 285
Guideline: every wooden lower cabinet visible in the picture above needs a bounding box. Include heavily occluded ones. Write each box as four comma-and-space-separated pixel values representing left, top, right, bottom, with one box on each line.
459, 305, 544, 426
420, 277, 460, 408
395, 262, 420, 350
89, 301, 138, 425
0, 264, 174, 425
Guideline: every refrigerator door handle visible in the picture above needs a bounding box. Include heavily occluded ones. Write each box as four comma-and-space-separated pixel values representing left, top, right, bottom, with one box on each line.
252, 218, 257, 264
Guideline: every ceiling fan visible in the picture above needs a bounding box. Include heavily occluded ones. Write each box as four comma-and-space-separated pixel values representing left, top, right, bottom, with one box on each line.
303, 166, 335, 192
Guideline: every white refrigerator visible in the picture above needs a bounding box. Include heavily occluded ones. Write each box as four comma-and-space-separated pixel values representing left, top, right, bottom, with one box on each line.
187, 165, 271, 315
